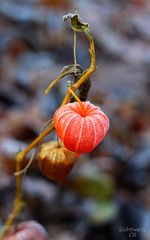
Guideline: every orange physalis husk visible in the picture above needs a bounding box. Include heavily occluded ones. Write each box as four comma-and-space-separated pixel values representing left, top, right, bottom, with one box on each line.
54, 101, 110, 153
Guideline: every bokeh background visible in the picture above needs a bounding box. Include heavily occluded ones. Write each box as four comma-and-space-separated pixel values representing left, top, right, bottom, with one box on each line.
0, 0, 150, 239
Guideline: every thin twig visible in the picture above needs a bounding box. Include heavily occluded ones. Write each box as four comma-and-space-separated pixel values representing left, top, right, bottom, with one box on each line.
14, 150, 35, 176
74, 30, 77, 73
61, 36, 96, 105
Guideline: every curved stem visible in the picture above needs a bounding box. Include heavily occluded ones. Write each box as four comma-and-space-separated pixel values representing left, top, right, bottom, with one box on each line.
0, 199, 24, 240
0, 123, 54, 239
0, 18, 96, 240
45, 73, 66, 96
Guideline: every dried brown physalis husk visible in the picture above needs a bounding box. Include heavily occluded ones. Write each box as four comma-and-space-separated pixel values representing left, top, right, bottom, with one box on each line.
38, 141, 79, 181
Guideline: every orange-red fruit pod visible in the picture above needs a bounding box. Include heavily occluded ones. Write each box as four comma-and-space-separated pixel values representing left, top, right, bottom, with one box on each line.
38, 141, 79, 181
54, 101, 110, 153
4, 221, 48, 240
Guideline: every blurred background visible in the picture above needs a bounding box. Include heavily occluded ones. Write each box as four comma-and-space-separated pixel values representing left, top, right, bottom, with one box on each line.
0, 0, 150, 239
